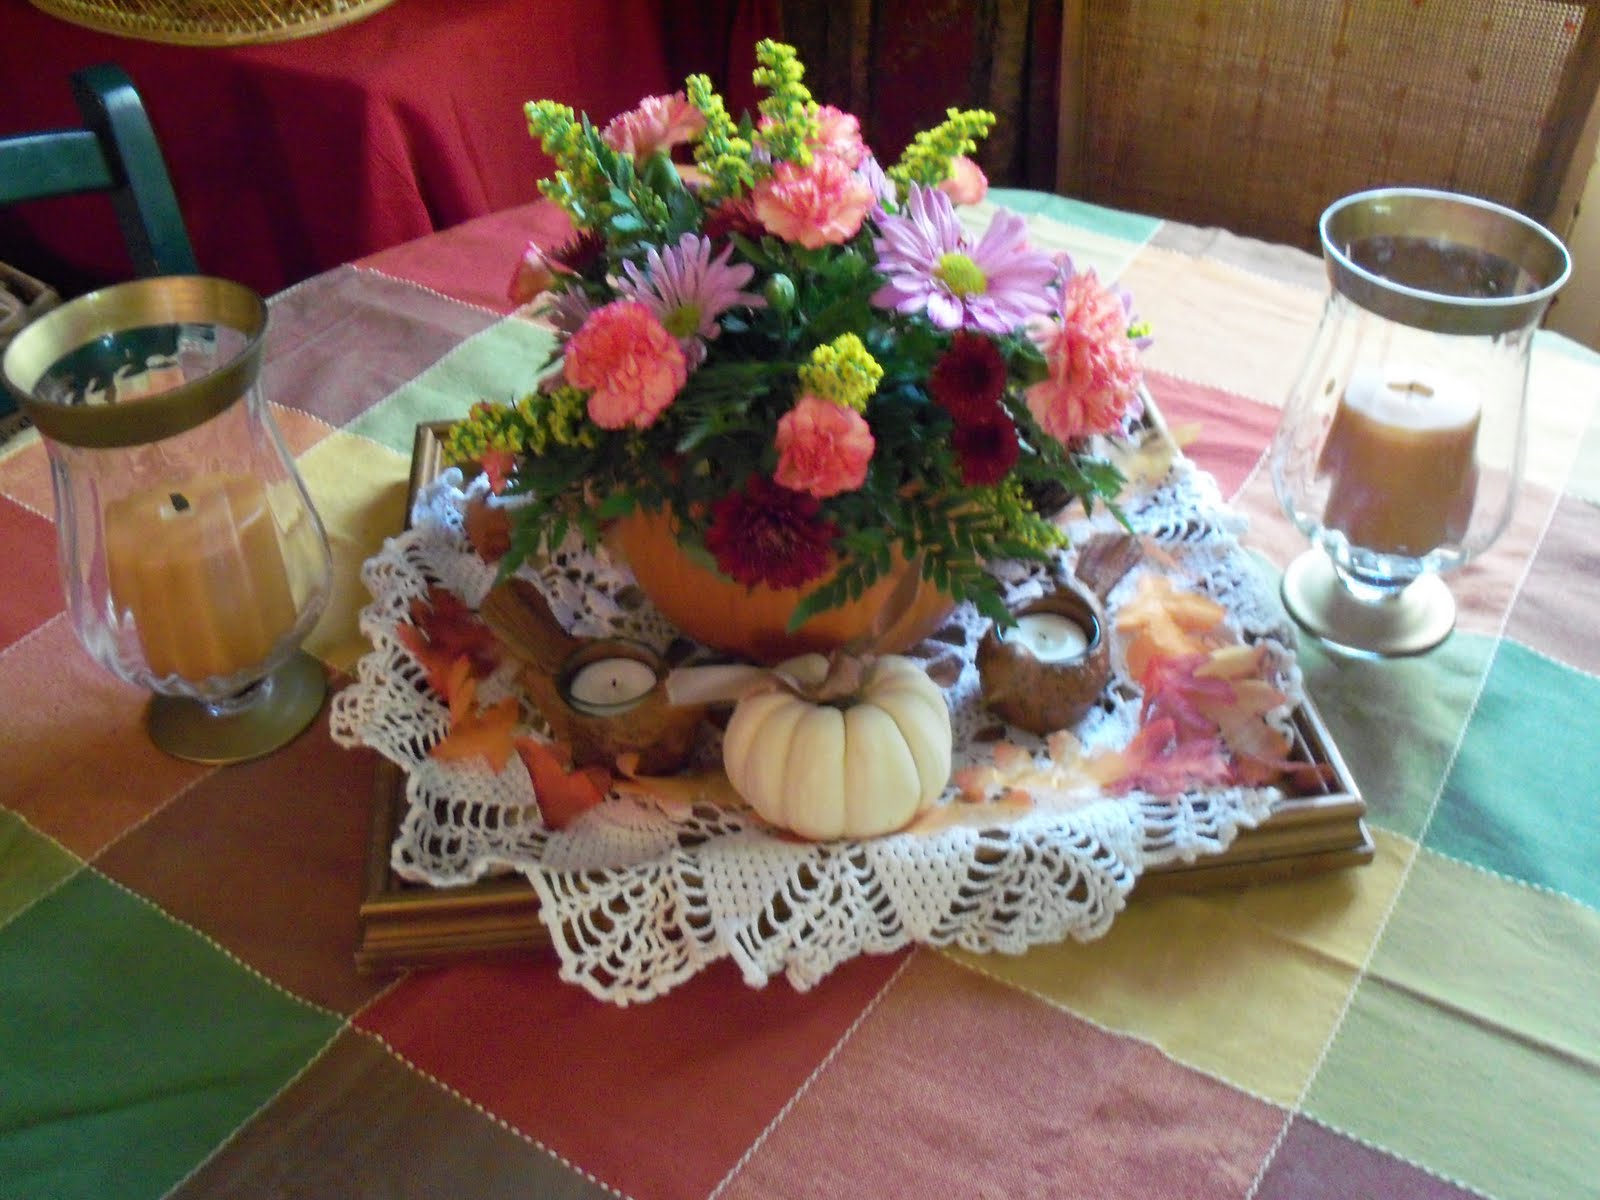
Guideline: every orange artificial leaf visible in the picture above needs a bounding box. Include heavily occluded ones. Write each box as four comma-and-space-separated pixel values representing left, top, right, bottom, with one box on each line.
464, 496, 513, 563
514, 737, 611, 829
903, 789, 1035, 835
431, 667, 521, 770
1115, 574, 1230, 682
611, 760, 745, 818
479, 448, 517, 495
398, 586, 502, 696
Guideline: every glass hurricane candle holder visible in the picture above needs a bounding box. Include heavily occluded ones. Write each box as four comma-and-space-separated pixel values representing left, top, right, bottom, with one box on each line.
2, 276, 333, 762
1270, 188, 1569, 656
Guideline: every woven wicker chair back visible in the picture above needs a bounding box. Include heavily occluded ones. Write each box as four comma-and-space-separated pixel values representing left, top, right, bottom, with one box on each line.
1058, 0, 1600, 249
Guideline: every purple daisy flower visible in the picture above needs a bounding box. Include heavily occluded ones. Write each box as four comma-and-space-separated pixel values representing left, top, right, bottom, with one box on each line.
856, 152, 898, 216
871, 184, 1057, 335
536, 287, 596, 337
616, 232, 765, 366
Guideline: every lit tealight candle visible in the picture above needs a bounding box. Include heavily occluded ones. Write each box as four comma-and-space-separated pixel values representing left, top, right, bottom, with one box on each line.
1005, 612, 1089, 663
565, 656, 658, 714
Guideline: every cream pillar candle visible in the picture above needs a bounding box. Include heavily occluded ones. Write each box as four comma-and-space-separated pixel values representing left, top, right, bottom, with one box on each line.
1316, 365, 1481, 556
104, 473, 299, 682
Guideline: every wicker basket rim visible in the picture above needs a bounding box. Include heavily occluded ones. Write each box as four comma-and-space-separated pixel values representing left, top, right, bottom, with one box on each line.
28, 0, 400, 46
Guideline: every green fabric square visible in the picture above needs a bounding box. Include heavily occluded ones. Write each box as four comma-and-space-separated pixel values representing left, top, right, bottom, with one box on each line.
1304, 964, 1600, 1200
345, 317, 558, 454
0, 809, 80, 926
1298, 632, 1494, 839
1426, 639, 1600, 906
988, 187, 1163, 244
0, 871, 340, 1200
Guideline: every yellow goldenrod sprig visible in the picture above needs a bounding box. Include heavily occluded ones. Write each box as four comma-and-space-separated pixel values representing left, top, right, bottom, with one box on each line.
889, 107, 996, 191
687, 73, 756, 203
537, 384, 601, 451
443, 389, 598, 468
525, 100, 610, 227
751, 39, 817, 168
798, 334, 882, 411
982, 478, 1071, 553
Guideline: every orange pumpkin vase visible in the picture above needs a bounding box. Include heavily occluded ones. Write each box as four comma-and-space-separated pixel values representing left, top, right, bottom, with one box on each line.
606, 506, 955, 665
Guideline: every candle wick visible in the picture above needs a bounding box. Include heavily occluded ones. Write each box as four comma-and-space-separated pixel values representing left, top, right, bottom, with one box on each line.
170, 492, 191, 512
1391, 380, 1435, 398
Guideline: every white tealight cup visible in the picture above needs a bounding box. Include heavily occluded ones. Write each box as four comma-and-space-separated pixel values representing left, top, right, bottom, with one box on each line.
564, 655, 658, 714
1004, 612, 1089, 663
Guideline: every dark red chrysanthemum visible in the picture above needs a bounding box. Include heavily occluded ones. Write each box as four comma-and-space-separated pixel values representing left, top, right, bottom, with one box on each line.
705, 475, 840, 589
929, 331, 1008, 424
551, 229, 608, 279
701, 195, 766, 246
951, 408, 1020, 486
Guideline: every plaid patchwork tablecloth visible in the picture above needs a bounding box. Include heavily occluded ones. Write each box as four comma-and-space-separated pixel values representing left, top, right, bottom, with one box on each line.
3, 190, 1597, 1200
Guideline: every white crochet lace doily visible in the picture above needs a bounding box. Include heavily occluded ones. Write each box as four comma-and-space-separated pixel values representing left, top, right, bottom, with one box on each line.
331, 455, 1301, 1005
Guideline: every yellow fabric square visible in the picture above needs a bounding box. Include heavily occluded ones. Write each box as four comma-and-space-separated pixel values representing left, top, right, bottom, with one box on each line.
1372, 846, 1600, 1069
943, 828, 1412, 1105
293, 430, 410, 672
1118, 247, 1325, 408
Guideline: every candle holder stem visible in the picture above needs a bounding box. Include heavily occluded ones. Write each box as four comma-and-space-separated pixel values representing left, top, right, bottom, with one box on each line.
1280, 549, 1454, 658
145, 650, 327, 764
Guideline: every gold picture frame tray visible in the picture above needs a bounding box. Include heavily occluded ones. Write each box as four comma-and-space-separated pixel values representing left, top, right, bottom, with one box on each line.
356, 421, 1373, 973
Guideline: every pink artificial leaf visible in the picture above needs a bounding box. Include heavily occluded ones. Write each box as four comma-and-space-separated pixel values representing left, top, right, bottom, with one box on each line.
1138, 652, 1236, 741
1098, 717, 1233, 797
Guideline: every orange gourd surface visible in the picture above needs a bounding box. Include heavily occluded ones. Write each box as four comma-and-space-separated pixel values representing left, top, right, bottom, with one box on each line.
608, 508, 954, 664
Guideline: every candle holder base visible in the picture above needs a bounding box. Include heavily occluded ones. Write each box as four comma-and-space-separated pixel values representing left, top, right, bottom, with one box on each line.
1281, 550, 1455, 657
146, 650, 328, 764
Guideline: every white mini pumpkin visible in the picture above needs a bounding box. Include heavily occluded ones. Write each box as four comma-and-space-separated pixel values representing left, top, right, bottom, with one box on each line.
722, 653, 952, 840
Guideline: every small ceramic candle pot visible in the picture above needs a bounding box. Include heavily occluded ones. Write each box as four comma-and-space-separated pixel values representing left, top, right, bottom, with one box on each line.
977, 579, 1112, 734
521, 638, 706, 774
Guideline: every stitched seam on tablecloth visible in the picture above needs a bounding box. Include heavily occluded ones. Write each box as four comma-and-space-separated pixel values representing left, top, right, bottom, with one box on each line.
156, 1023, 348, 1200
264, 268, 337, 308
936, 947, 1291, 1113
1245, 616, 1512, 1196
0, 465, 49, 522
350, 263, 506, 319
706, 948, 919, 1200
0, 859, 86, 939
1136, 238, 1326, 301
1495, 627, 1600, 687
352, 1025, 638, 1200
328, 311, 544, 449
82, 859, 347, 1021
1413, 836, 1600, 918
1289, 1111, 1495, 1200
0, 606, 64, 666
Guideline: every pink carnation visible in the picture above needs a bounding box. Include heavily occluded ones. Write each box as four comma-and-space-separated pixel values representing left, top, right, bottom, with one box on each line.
938, 154, 989, 206
754, 156, 875, 249
774, 393, 875, 498
601, 92, 706, 160
564, 300, 687, 430
1025, 269, 1143, 443
811, 105, 867, 168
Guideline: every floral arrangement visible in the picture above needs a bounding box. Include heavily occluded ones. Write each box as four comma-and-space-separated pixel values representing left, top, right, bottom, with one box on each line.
445, 40, 1149, 633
